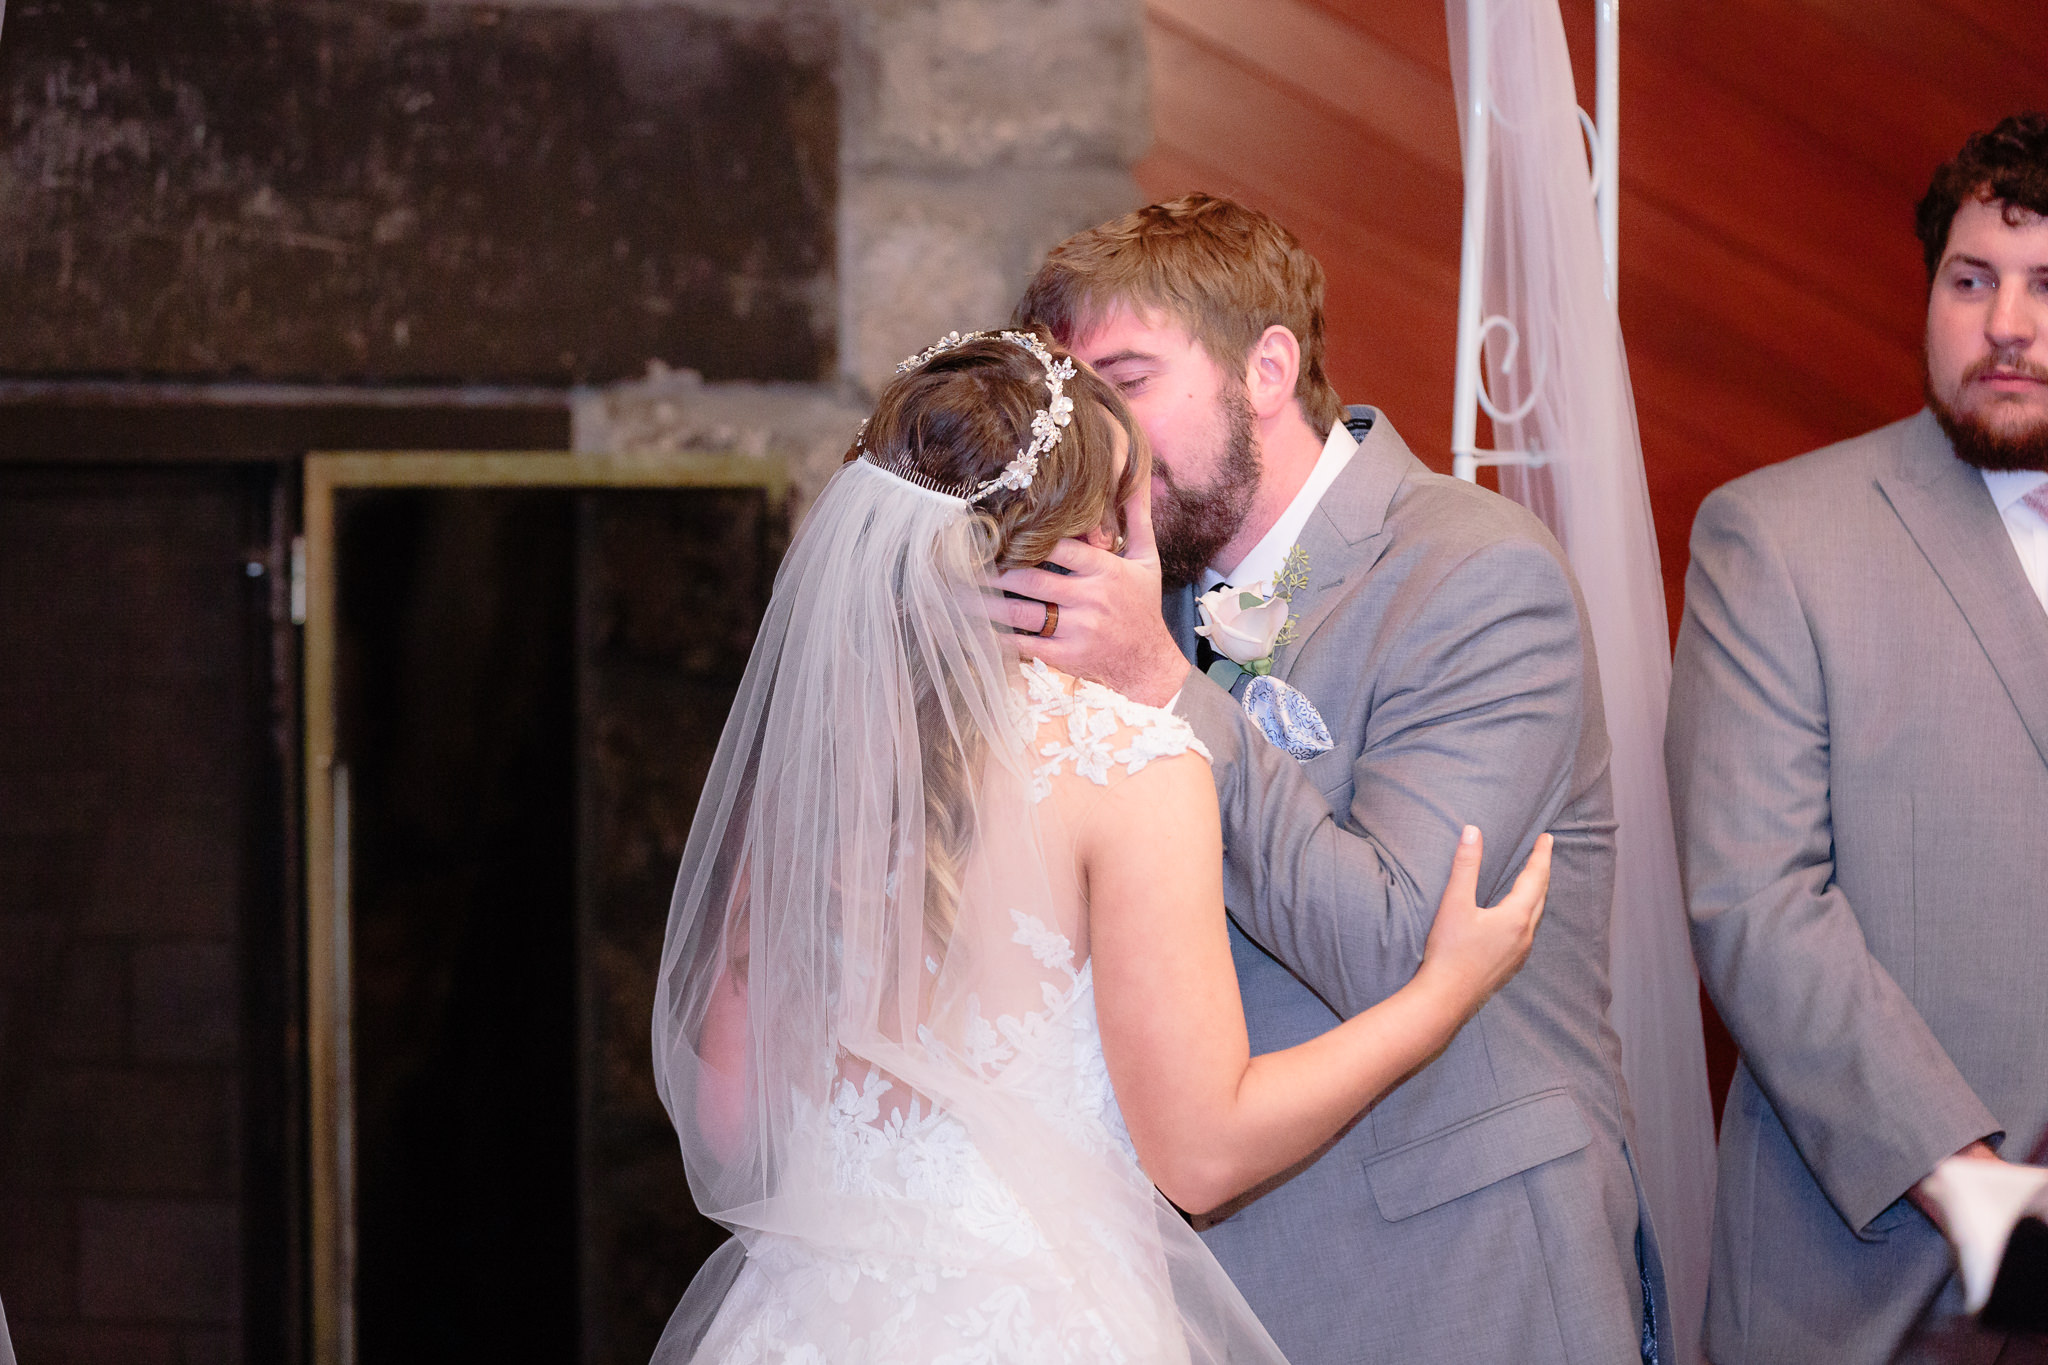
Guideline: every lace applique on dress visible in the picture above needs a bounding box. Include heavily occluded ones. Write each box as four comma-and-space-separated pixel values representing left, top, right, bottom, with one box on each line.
697, 914, 1154, 1364
915, 911, 1136, 1164
690, 667, 1204, 1362
1013, 659, 1210, 802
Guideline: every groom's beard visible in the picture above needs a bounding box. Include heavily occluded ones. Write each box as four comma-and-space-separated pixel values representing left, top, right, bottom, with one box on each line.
1927, 351, 2048, 473
1154, 385, 1263, 590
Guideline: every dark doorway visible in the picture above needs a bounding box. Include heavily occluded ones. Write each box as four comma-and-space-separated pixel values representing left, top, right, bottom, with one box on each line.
337, 487, 582, 1362
330, 482, 778, 1365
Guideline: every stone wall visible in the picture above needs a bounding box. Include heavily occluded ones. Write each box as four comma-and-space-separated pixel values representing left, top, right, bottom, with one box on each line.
837, 0, 1147, 390
571, 362, 868, 507
577, 0, 1151, 504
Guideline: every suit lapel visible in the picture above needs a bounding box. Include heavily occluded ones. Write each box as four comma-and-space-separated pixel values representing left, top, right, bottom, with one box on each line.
1273, 407, 1417, 672
1164, 582, 1199, 663
1878, 409, 2048, 772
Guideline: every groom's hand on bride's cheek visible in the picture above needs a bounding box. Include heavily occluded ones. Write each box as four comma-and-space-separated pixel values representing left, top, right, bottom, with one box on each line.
992, 474, 1187, 707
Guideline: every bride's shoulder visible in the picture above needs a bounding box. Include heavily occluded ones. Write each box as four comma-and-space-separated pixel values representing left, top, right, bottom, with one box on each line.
1012, 659, 1210, 802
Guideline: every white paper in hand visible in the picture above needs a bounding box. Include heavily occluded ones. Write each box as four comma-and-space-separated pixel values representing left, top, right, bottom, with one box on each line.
1919, 1156, 2048, 1313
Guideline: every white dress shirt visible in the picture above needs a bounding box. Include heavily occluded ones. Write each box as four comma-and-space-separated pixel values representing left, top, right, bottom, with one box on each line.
1981, 468, 2048, 616
1199, 420, 1360, 595
1168, 421, 1359, 713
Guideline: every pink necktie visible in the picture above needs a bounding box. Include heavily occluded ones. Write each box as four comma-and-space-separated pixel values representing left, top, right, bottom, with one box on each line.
2021, 484, 2048, 618
2024, 481, 2048, 525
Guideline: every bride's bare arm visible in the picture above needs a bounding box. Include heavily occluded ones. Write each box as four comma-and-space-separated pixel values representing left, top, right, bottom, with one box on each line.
1083, 751, 1549, 1215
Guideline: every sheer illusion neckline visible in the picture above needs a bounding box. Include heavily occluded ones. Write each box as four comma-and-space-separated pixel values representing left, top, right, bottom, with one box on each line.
1010, 659, 1210, 804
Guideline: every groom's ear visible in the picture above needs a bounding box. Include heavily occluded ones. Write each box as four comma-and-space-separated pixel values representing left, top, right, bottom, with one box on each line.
1243, 324, 1302, 421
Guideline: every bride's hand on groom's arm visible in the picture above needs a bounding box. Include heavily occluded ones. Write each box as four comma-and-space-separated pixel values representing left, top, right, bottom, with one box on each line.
1413, 826, 1551, 1019
991, 470, 1188, 707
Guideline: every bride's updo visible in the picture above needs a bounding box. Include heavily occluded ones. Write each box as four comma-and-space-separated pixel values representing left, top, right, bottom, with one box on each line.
842, 329, 1145, 947
846, 328, 1148, 567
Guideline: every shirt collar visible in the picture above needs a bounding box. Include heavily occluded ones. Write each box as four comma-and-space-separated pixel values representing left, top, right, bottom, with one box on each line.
1198, 421, 1359, 593
1981, 467, 2048, 513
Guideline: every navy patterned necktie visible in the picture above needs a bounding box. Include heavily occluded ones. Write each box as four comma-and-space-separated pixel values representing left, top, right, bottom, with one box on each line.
1193, 581, 1230, 675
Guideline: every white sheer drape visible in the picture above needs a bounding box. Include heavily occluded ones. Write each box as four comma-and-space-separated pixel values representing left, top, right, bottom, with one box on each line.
1447, 3, 1716, 1360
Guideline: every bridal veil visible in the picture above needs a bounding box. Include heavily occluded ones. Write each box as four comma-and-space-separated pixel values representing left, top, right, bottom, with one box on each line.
649, 451, 1283, 1362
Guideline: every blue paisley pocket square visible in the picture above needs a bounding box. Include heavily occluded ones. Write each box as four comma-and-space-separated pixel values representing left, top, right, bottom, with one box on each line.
1241, 675, 1333, 761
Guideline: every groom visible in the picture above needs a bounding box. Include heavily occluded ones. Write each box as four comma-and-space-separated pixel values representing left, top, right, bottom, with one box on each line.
1002, 194, 1665, 1362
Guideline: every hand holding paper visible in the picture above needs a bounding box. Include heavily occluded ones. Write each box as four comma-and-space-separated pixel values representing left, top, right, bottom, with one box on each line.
1917, 1154, 2048, 1328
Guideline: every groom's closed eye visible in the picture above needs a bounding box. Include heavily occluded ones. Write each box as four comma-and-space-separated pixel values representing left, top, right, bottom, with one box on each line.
1085, 351, 1156, 388
1098, 368, 1157, 399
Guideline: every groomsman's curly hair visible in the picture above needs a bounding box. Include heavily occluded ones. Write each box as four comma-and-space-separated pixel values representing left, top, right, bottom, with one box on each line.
1014, 194, 1345, 438
1916, 112, 2048, 284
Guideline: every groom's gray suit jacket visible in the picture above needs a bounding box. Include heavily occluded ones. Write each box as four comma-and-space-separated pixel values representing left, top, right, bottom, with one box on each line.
1171, 408, 1662, 1363
1667, 410, 2048, 1364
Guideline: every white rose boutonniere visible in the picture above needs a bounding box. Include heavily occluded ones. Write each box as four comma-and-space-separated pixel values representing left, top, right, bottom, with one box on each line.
1195, 545, 1310, 686
1196, 583, 1289, 670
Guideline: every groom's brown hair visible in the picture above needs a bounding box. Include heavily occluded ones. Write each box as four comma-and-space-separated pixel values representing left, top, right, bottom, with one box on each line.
1014, 193, 1344, 437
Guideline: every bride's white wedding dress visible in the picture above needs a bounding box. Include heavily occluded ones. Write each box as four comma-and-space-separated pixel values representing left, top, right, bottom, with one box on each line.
680, 662, 1282, 1365
695, 923, 1144, 1363
654, 461, 1287, 1365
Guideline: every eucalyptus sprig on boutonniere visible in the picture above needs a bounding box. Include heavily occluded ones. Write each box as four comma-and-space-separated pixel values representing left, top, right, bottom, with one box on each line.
1194, 544, 1311, 688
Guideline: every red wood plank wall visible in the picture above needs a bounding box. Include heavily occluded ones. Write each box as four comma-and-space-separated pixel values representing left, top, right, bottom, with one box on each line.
1136, 0, 2048, 1119
1137, 0, 2048, 632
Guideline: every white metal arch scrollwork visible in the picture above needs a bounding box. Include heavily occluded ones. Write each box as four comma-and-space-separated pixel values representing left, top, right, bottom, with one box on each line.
1451, 0, 1619, 482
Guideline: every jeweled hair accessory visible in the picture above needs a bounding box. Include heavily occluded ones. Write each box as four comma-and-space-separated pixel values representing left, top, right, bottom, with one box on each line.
860, 329, 1077, 506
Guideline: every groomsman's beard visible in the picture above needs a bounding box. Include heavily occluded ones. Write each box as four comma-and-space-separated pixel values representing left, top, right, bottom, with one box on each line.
1928, 352, 2048, 473
1154, 385, 1264, 589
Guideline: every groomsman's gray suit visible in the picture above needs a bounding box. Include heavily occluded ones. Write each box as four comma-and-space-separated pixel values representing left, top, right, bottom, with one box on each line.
1170, 407, 1665, 1363
1667, 410, 2048, 1364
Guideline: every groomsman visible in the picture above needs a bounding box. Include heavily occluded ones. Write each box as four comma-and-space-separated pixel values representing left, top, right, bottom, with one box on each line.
1001, 194, 1665, 1363
1667, 113, 2048, 1363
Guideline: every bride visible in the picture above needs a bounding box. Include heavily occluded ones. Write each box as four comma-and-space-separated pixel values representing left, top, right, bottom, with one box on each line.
651, 328, 1551, 1363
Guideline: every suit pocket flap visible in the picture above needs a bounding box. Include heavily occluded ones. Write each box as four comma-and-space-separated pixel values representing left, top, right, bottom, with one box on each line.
1362, 1088, 1591, 1222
